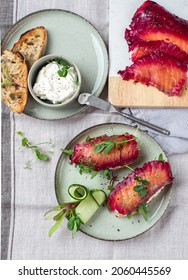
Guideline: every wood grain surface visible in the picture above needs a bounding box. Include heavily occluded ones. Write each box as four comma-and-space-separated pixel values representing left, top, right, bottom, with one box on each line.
108, 77, 188, 108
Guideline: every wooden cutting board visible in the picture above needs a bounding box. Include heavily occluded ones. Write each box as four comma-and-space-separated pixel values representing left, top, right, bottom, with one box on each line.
109, 0, 188, 108
108, 77, 188, 107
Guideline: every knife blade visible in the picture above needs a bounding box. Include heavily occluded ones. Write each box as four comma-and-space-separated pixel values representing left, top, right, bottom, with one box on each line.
78, 93, 170, 136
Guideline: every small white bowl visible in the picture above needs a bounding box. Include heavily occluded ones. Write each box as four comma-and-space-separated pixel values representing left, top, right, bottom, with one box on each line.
28, 54, 81, 108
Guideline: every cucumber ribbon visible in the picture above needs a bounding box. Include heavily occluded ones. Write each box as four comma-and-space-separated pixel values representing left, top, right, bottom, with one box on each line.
44, 184, 107, 237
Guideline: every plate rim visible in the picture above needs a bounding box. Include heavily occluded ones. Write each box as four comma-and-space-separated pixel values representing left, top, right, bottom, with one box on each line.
1, 9, 109, 121
54, 122, 173, 241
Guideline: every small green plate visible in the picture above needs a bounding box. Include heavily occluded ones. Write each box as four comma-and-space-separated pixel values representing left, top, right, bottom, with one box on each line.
55, 123, 172, 241
2, 10, 108, 120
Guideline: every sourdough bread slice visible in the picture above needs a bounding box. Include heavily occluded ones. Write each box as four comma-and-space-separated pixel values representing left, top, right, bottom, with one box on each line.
11, 26, 47, 69
1, 50, 28, 113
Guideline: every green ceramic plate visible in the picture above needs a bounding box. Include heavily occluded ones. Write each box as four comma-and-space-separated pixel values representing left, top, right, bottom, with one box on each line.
55, 123, 172, 241
2, 10, 108, 120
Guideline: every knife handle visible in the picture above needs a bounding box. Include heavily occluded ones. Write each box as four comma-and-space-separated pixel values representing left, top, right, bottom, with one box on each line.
119, 112, 170, 136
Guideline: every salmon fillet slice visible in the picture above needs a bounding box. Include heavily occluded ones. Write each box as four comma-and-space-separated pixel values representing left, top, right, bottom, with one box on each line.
118, 51, 187, 96
130, 40, 188, 64
108, 160, 173, 215
125, 1, 188, 54
70, 133, 139, 171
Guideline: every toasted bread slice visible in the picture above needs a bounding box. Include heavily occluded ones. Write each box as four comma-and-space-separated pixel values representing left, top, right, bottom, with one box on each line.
1, 50, 28, 113
11, 26, 47, 69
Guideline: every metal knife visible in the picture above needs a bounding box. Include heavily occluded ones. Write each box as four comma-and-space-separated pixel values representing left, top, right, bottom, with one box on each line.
78, 93, 170, 136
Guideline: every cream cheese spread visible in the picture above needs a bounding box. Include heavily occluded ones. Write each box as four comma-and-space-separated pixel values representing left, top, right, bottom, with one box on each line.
33, 63, 78, 104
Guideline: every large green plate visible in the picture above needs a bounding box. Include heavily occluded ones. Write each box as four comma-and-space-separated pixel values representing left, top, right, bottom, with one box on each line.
1, 10, 108, 120
55, 123, 172, 241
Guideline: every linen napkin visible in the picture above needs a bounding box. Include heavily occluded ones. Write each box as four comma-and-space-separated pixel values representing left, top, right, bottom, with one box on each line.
127, 108, 188, 155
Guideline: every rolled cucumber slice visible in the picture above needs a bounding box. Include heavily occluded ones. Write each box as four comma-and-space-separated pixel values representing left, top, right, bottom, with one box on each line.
91, 190, 107, 206
68, 184, 88, 201
75, 192, 99, 224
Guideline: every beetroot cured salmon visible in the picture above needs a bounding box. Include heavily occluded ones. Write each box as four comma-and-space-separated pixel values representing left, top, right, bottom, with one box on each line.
70, 133, 139, 171
118, 51, 187, 96
108, 160, 173, 216
125, 1, 188, 54
130, 40, 188, 64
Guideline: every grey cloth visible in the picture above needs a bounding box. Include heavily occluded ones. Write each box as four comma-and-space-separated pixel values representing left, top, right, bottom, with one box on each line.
0, 0, 14, 40
129, 108, 188, 154
1, 0, 188, 260
1, 0, 13, 260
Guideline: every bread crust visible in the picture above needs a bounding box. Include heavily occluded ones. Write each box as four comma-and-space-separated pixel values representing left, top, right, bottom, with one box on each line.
11, 26, 47, 69
1, 50, 28, 113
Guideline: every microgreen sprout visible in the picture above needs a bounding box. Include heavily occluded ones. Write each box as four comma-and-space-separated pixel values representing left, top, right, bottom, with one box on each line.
44, 202, 81, 238
91, 171, 98, 179
138, 202, 148, 221
108, 185, 113, 191
86, 135, 92, 142
16, 131, 55, 169
133, 176, 150, 198
77, 163, 94, 175
134, 125, 139, 137
67, 212, 81, 238
48, 58, 71, 78
94, 139, 128, 155
108, 171, 118, 190
103, 169, 111, 180
57, 65, 70, 77
61, 148, 74, 156
76, 164, 111, 180
158, 153, 165, 162
24, 159, 34, 170
127, 214, 132, 219
124, 165, 134, 172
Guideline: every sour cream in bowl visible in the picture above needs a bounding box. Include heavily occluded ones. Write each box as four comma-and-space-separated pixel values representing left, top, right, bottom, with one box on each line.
28, 55, 81, 108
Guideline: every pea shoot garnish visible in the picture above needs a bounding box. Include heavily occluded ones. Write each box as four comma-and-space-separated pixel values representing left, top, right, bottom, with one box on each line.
61, 148, 74, 155
76, 163, 111, 180
44, 202, 81, 238
93, 136, 137, 155
133, 176, 150, 198
94, 140, 115, 154
127, 214, 132, 219
57, 65, 70, 77
48, 58, 72, 78
77, 163, 94, 175
16, 131, 55, 169
138, 202, 148, 221
45, 185, 107, 238
158, 153, 165, 162
93, 138, 131, 155
86, 135, 92, 142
